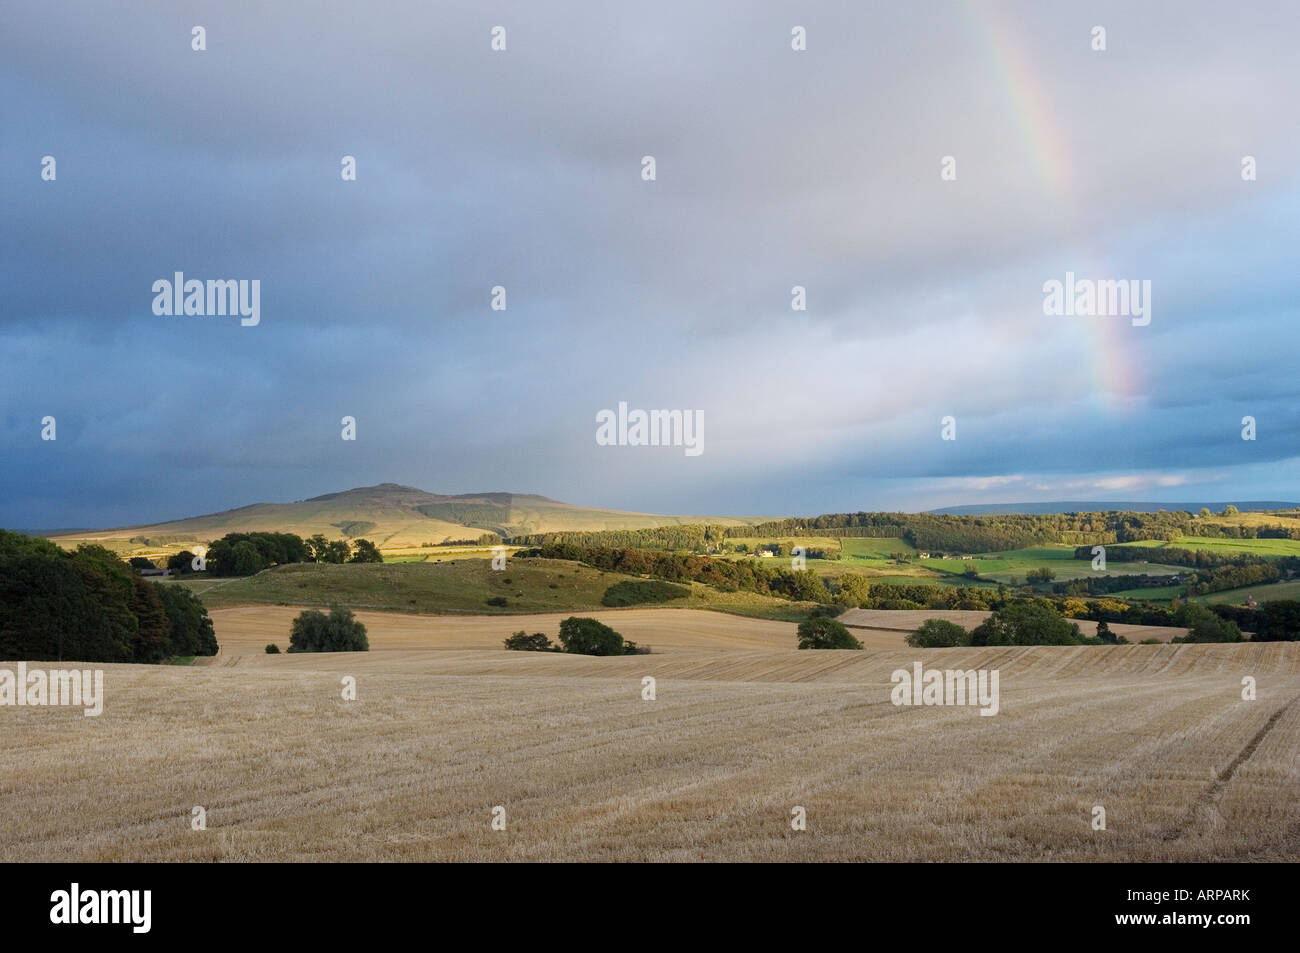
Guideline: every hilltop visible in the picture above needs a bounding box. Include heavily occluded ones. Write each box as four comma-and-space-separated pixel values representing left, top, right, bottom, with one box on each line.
48, 482, 755, 551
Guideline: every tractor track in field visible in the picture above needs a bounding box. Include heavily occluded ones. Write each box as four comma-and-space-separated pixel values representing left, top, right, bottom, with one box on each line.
1162, 692, 1299, 842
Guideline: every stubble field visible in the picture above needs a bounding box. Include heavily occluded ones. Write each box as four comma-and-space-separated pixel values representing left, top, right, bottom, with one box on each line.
1, 608, 1295, 862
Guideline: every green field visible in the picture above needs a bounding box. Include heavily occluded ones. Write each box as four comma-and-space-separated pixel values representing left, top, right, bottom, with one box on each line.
834, 537, 934, 576
862, 574, 995, 588
840, 537, 917, 558
166, 558, 816, 620
914, 545, 1184, 582
726, 535, 842, 554
977, 561, 1185, 583
1110, 577, 1300, 606
1195, 579, 1300, 606
1123, 536, 1300, 558
721, 538, 1186, 586
716, 536, 950, 580
380, 545, 513, 563
976, 545, 1081, 561
1108, 586, 1185, 603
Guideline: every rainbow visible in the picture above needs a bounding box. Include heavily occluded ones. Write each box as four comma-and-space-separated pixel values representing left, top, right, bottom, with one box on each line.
961, 1, 1140, 406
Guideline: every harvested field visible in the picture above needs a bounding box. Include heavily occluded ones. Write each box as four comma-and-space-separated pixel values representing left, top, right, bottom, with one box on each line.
2, 626, 1295, 862
209, 606, 807, 655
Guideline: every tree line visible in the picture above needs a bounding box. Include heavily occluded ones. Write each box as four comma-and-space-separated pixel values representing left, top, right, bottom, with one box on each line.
504, 617, 649, 656
0, 531, 218, 663
511, 525, 733, 551
904, 600, 1255, 648
1055, 564, 1287, 598
189, 532, 384, 577
531, 542, 833, 602
514, 508, 1300, 556
1073, 544, 1300, 570
1205, 600, 1300, 641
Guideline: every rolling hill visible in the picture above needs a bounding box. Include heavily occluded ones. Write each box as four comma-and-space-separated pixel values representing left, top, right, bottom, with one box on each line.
48, 482, 756, 552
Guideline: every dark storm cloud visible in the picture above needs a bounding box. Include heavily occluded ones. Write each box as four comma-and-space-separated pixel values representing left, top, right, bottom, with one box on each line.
3, 0, 1299, 527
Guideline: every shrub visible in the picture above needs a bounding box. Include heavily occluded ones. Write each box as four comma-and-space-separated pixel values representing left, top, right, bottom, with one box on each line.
873, 598, 925, 610
1252, 600, 1300, 642
324, 540, 352, 563
287, 606, 369, 653
1181, 605, 1244, 643
970, 601, 1082, 646
265, 643, 281, 654
504, 631, 555, 652
128, 575, 172, 662
796, 616, 862, 650
348, 539, 383, 563
154, 582, 218, 657
167, 551, 197, 574
486, 596, 508, 607
206, 533, 310, 576
230, 540, 267, 576
557, 616, 624, 656
907, 618, 969, 648
600, 579, 691, 607
128, 556, 156, 571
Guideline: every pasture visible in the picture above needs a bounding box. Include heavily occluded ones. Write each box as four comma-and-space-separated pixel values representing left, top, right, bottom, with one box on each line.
1198, 579, 1300, 606
1124, 536, 1300, 558
165, 558, 816, 620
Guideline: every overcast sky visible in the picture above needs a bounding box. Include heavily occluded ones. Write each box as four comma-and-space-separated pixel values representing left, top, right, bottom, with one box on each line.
3, 1, 1299, 528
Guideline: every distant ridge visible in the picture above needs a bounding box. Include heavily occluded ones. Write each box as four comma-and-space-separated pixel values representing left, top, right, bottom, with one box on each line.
10, 527, 94, 538
46, 482, 754, 548
302, 484, 556, 506
927, 501, 1300, 516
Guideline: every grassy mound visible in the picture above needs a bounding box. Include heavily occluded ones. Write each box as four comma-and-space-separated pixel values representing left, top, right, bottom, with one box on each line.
600, 579, 691, 607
